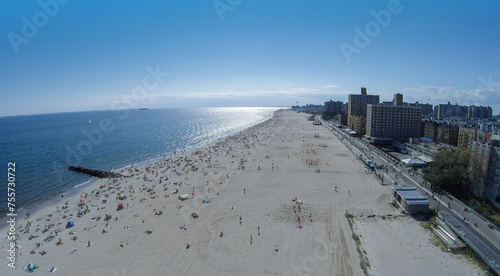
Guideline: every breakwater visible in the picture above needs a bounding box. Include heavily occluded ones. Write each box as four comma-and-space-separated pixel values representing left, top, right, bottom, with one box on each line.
68, 166, 123, 178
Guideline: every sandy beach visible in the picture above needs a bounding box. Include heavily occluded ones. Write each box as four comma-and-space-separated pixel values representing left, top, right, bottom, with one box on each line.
1, 109, 481, 275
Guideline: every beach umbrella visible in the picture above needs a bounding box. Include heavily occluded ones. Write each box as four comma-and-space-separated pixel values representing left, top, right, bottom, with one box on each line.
104, 213, 112, 221
206, 196, 210, 199
80, 199, 85, 202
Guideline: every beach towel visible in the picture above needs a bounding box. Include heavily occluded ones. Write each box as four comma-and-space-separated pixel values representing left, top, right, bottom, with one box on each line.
47, 266, 57, 273
23, 263, 38, 272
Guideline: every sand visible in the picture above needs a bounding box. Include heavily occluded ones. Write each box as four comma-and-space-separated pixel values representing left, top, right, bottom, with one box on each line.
351, 215, 481, 276
1, 109, 481, 275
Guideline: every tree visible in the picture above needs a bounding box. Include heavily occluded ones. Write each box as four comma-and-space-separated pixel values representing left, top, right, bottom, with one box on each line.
423, 148, 481, 199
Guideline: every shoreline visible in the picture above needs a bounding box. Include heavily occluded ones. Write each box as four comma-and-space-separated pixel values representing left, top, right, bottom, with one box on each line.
1, 109, 481, 275
1, 110, 280, 228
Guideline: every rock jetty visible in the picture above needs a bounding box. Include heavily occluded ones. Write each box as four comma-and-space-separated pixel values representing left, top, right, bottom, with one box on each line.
68, 166, 123, 178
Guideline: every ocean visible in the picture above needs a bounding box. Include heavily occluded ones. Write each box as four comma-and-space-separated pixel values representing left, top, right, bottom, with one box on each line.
0, 107, 279, 217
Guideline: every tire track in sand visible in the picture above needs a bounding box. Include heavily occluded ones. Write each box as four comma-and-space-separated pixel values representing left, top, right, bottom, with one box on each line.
329, 201, 354, 276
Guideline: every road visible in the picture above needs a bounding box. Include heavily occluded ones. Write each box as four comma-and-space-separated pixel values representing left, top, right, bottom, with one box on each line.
322, 120, 500, 274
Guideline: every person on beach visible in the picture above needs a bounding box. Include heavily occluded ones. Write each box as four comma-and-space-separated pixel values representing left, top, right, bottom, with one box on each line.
239, 216, 242, 225
250, 234, 253, 245
258, 226, 260, 236
220, 232, 223, 237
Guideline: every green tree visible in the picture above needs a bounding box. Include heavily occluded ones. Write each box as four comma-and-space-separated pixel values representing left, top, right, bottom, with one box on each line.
423, 148, 481, 199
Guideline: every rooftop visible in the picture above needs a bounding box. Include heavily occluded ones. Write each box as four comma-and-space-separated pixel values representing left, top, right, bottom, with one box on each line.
394, 187, 428, 202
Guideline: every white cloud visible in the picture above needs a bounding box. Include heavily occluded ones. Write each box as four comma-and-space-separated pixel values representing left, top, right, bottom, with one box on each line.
150, 84, 342, 100
319, 84, 338, 89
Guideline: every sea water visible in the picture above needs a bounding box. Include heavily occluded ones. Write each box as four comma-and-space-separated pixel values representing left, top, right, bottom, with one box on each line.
0, 107, 279, 217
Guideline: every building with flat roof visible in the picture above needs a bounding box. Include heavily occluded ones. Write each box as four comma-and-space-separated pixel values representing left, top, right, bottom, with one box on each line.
424, 121, 459, 146
407, 102, 433, 117
458, 126, 477, 149
424, 121, 439, 141
436, 102, 493, 120
324, 100, 343, 115
437, 102, 468, 119
437, 123, 459, 146
349, 115, 366, 136
339, 112, 348, 126
366, 104, 421, 140
394, 93, 403, 106
471, 137, 500, 209
457, 126, 490, 149
348, 87, 379, 134
468, 105, 493, 119
392, 187, 430, 214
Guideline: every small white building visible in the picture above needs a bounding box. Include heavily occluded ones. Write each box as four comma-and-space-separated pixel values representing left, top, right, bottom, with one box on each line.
392, 187, 430, 214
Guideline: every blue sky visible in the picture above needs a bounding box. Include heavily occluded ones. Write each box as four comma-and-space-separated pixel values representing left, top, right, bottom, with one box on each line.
1, 0, 499, 116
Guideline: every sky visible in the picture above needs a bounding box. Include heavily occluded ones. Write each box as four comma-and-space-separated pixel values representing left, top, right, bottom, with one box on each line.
0, 0, 499, 117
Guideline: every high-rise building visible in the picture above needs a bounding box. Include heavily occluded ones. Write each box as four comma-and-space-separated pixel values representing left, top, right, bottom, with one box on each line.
394, 93, 403, 106
347, 87, 379, 133
407, 102, 433, 117
437, 102, 468, 119
366, 105, 421, 139
468, 105, 493, 119
324, 100, 343, 115
471, 136, 500, 209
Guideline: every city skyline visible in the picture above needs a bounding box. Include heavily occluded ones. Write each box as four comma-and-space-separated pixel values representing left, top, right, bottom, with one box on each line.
1, 0, 499, 117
